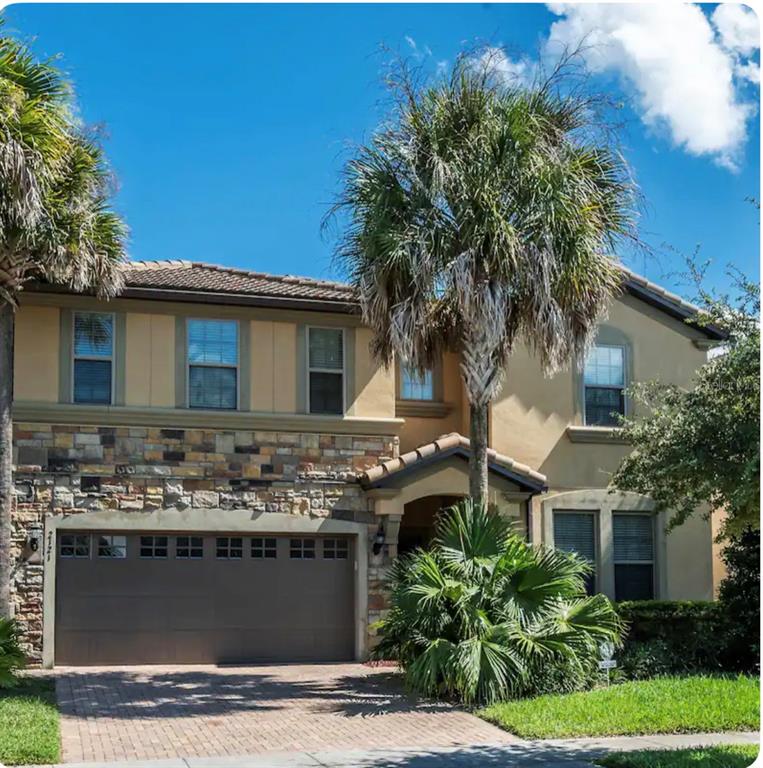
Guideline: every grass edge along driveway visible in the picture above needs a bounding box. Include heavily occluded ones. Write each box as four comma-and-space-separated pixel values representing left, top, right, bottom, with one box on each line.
0, 677, 60, 765
596, 744, 759, 768
478, 675, 760, 739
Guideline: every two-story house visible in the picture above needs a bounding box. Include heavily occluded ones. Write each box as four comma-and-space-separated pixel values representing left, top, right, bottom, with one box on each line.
9, 259, 725, 667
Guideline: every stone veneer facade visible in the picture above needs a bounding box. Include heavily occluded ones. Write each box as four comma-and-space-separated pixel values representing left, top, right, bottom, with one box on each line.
11, 421, 397, 663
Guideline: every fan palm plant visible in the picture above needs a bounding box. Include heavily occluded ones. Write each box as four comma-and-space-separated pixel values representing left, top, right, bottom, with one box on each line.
0, 28, 127, 616
374, 499, 623, 705
329, 53, 638, 502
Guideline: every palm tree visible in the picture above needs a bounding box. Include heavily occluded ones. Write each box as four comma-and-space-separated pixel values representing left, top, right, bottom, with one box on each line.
329, 53, 638, 503
374, 499, 623, 704
0, 29, 127, 617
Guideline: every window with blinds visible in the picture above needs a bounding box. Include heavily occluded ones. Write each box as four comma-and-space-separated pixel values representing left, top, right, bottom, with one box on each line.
187, 319, 238, 409
73, 312, 114, 404
553, 512, 596, 595
584, 345, 625, 426
308, 327, 344, 414
400, 365, 434, 400
613, 513, 654, 601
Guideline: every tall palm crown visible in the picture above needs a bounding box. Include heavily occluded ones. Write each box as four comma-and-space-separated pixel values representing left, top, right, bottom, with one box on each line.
0, 28, 127, 617
0, 31, 126, 301
331, 55, 638, 500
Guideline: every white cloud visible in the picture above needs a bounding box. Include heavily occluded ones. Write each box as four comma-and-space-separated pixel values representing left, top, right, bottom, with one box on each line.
738, 60, 761, 84
471, 46, 534, 86
546, 3, 758, 170
712, 3, 760, 56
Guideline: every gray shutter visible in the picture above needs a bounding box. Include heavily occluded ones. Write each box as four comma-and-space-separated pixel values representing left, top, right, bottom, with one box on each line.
553, 513, 595, 562
613, 514, 653, 562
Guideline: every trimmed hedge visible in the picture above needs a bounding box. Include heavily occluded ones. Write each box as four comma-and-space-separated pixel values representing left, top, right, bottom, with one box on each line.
615, 601, 725, 679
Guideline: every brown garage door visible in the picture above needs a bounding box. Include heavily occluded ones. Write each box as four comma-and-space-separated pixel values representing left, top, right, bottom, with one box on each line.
55, 532, 355, 665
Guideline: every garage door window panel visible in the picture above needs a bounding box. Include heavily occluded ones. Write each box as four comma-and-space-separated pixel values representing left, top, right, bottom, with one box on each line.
176, 536, 204, 559
216, 537, 243, 559
613, 513, 655, 601
290, 538, 316, 559
140, 536, 168, 558
97, 535, 127, 559
188, 319, 239, 409
252, 537, 277, 559
60, 534, 90, 559
323, 539, 349, 560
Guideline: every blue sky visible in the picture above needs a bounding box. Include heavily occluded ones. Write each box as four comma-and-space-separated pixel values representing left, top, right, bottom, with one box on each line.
3, 3, 760, 298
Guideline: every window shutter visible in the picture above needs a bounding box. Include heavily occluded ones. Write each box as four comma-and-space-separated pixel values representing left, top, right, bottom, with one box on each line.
309, 328, 343, 370
553, 513, 595, 562
613, 514, 654, 562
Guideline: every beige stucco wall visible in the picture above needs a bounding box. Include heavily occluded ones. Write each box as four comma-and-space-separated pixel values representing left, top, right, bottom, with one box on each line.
125, 313, 175, 407
14, 305, 60, 402
348, 328, 395, 418
250, 320, 298, 412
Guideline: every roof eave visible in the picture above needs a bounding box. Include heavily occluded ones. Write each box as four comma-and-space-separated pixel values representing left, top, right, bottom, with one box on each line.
25, 282, 360, 315
623, 279, 727, 341
360, 446, 548, 494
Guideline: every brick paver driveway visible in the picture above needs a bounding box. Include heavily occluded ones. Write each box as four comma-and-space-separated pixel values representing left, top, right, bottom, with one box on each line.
55, 663, 516, 763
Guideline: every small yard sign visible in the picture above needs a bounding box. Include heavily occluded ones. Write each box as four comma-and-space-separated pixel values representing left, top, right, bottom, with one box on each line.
598, 642, 617, 685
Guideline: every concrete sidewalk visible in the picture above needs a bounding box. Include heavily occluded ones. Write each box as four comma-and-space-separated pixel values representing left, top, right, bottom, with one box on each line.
31, 731, 759, 768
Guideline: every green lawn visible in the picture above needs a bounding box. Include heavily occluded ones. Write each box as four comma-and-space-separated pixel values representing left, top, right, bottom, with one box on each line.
0, 678, 60, 765
478, 676, 760, 739
596, 745, 759, 768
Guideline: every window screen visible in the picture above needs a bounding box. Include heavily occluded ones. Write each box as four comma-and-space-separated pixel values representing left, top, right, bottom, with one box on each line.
400, 366, 434, 400
613, 513, 654, 601
584, 345, 625, 426
187, 319, 238, 409
73, 313, 113, 404
308, 328, 343, 414
553, 512, 596, 595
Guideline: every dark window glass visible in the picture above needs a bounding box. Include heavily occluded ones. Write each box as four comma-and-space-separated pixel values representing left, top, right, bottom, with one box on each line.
189, 366, 237, 410
59, 534, 89, 558
97, 535, 126, 559
323, 539, 349, 560
553, 512, 596, 595
216, 537, 243, 559
615, 564, 654, 601
584, 387, 625, 427
73, 360, 112, 405
290, 538, 316, 559
176, 536, 204, 559
251, 537, 277, 559
140, 536, 168, 558
309, 372, 343, 415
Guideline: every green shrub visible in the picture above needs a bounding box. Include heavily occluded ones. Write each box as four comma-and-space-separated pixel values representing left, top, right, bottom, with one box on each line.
616, 601, 724, 678
0, 619, 25, 688
717, 528, 759, 672
373, 499, 623, 705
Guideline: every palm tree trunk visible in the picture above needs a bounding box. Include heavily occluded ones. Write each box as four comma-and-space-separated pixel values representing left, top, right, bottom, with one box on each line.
0, 302, 13, 619
469, 402, 489, 506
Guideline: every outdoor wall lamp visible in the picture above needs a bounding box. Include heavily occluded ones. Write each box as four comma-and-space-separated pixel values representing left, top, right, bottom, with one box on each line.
372, 522, 386, 556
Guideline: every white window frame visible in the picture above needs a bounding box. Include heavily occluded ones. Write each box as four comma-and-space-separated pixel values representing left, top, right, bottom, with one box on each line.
552, 510, 598, 593
612, 512, 656, 600
72, 311, 115, 405
399, 364, 435, 401
306, 326, 346, 415
186, 318, 240, 410
583, 343, 627, 427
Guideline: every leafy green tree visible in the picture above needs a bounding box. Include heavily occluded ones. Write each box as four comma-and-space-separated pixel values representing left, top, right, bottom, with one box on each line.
0, 28, 127, 616
611, 271, 759, 539
329, 53, 638, 504
374, 500, 623, 705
